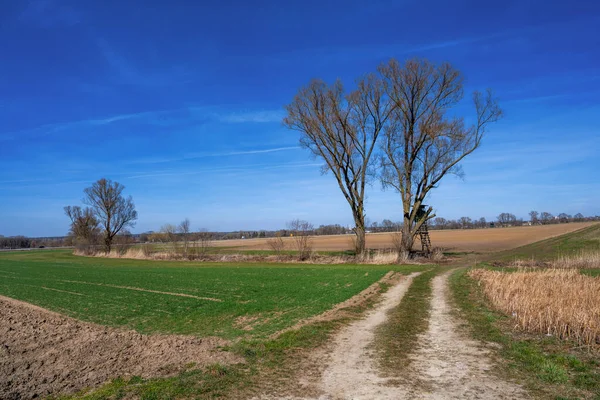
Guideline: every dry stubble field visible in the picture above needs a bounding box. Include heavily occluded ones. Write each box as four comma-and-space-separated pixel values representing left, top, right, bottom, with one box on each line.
210, 222, 595, 253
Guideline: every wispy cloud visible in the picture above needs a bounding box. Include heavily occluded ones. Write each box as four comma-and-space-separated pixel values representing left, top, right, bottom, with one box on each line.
268, 29, 517, 66
0, 107, 284, 141
217, 146, 298, 156
218, 110, 284, 123
127, 146, 300, 165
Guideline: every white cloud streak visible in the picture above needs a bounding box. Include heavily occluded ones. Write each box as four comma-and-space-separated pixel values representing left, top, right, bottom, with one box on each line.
127, 146, 301, 165
1, 107, 284, 141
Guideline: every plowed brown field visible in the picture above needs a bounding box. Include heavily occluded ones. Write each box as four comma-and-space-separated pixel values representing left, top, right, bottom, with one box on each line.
211, 222, 595, 253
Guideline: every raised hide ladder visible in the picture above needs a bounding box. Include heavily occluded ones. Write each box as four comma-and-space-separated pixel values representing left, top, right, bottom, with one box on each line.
417, 224, 432, 254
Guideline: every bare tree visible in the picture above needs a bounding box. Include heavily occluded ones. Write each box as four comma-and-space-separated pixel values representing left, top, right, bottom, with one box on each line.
82, 178, 137, 252
497, 213, 517, 227
381, 219, 401, 232
179, 218, 191, 257
477, 217, 487, 229
540, 211, 554, 225
267, 232, 286, 257
433, 217, 447, 229
64, 205, 100, 253
573, 213, 585, 222
459, 216, 472, 229
557, 213, 571, 223
287, 219, 314, 260
379, 58, 502, 253
529, 210, 539, 225
191, 229, 212, 257
284, 74, 393, 257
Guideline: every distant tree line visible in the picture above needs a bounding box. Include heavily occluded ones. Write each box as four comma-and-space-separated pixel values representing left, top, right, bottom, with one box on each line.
0, 236, 66, 250
426, 211, 591, 230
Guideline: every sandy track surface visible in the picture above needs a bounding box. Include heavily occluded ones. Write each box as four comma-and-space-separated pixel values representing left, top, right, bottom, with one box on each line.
318, 272, 420, 399
0, 296, 240, 400
210, 222, 594, 253
407, 271, 528, 399
261, 270, 527, 400
257, 273, 419, 400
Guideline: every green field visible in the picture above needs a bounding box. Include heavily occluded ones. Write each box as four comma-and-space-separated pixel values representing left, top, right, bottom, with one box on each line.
0, 250, 421, 339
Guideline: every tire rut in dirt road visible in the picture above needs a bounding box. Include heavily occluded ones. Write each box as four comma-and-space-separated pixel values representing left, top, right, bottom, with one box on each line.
318, 272, 420, 400
407, 270, 529, 399
258, 272, 420, 400
261, 269, 530, 400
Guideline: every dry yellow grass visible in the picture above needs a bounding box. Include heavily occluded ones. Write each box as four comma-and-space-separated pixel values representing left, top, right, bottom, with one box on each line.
508, 250, 600, 269
469, 268, 600, 347
553, 251, 600, 269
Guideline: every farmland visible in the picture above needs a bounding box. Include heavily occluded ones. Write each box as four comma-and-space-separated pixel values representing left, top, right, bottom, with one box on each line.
209, 222, 595, 253
451, 224, 600, 399
0, 250, 422, 339
2, 224, 599, 399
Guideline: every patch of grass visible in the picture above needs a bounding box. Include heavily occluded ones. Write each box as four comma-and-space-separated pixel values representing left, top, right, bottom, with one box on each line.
450, 268, 600, 399
0, 250, 424, 340
538, 361, 569, 384
374, 268, 439, 374
53, 363, 248, 400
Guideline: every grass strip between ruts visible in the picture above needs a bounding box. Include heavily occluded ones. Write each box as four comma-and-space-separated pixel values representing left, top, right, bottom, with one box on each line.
374, 268, 439, 376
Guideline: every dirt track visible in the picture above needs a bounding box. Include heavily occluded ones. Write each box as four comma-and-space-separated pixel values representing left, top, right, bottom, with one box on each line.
0, 296, 240, 400
211, 222, 594, 253
318, 273, 420, 399
260, 270, 527, 400
407, 271, 527, 399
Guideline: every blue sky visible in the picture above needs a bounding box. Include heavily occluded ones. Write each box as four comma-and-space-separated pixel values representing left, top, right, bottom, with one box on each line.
1, 0, 599, 237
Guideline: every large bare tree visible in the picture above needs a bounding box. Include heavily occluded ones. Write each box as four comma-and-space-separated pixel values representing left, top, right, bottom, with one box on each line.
284, 75, 393, 256
379, 58, 503, 253
82, 178, 138, 252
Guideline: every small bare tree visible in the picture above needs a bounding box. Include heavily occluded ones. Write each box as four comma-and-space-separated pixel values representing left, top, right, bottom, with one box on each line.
379, 58, 502, 253
540, 212, 554, 225
113, 229, 135, 255
82, 178, 137, 252
179, 218, 191, 257
529, 211, 539, 225
433, 217, 448, 229
196, 229, 212, 256
497, 213, 517, 227
160, 223, 179, 255
573, 213, 585, 222
287, 219, 314, 260
284, 75, 393, 257
267, 232, 286, 257
459, 217, 472, 229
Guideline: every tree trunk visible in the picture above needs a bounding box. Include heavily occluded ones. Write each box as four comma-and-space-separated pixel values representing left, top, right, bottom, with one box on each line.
354, 224, 366, 257
104, 232, 112, 253
400, 221, 414, 253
